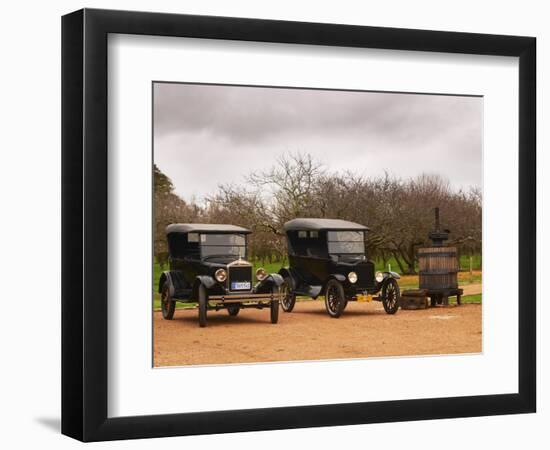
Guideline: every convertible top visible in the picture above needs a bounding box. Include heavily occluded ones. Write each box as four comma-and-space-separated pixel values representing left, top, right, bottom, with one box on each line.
166, 223, 251, 235
283, 218, 369, 232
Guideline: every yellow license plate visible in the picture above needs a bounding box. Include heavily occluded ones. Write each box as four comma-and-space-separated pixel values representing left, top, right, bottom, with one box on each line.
357, 294, 373, 302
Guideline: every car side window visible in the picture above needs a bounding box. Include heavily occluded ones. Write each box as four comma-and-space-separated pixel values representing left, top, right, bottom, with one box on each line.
298, 230, 308, 238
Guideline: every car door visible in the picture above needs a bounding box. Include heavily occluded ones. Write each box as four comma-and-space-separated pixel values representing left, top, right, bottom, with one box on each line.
290, 230, 328, 286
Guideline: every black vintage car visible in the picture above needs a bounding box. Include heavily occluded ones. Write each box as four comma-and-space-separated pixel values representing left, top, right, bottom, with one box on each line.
159, 223, 282, 327
278, 218, 400, 318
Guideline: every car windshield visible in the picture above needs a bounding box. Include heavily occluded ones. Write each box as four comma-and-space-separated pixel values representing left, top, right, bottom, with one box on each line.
327, 231, 365, 255
200, 234, 246, 259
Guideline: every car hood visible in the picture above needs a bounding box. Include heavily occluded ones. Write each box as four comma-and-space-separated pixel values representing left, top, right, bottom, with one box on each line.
201, 256, 244, 267
334, 256, 368, 266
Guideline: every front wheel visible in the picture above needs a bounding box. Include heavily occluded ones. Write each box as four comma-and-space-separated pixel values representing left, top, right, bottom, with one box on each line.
280, 276, 296, 312
382, 278, 400, 314
198, 284, 208, 327
325, 279, 346, 318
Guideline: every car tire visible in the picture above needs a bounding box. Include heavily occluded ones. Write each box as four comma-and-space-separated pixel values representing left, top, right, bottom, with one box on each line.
270, 288, 279, 324
281, 276, 296, 312
324, 279, 346, 318
161, 281, 176, 320
227, 305, 240, 316
382, 278, 400, 314
198, 284, 208, 327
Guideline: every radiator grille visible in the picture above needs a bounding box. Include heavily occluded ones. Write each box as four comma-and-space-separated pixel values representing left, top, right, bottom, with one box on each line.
228, 265, 253, 291
355, 262, 375, 289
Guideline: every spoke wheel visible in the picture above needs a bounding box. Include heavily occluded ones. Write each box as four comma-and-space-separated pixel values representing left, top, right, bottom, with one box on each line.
161, 281, 175, 320
198, 284, 208, 327
324, 279, 346, 318
382, 278, 400, 314
280, 277, 296, 312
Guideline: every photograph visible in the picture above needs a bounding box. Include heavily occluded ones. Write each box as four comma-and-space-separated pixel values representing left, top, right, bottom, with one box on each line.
152, 82, 483, 367
50, 4, 539, 444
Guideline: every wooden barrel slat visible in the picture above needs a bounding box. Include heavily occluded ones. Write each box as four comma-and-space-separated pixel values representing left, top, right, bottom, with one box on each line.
418, 246, 458, 290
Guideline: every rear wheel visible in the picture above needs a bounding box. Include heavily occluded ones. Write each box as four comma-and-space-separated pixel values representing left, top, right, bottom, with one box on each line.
280, 276, 296, 312
324, 279, 346, 318
227, 304, 240, 316
382, 278, 400, 314
161, 281, 175, 320
198, 284, 208, 327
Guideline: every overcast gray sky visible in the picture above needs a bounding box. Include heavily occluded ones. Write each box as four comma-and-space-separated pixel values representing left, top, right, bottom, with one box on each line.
153, 82, 482, 203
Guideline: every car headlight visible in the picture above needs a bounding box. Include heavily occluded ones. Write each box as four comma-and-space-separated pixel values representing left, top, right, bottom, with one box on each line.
348, 271, 358, 284
256, 268, 268, 281
215, 268, 227, 282
375, 271, 384, 283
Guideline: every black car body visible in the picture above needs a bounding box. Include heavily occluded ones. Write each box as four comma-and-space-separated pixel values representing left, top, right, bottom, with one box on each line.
159, 223, 282, 327
278, 218, 400, 317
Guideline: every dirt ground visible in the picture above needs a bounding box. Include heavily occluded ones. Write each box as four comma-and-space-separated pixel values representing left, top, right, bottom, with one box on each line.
154, 301, 482, 367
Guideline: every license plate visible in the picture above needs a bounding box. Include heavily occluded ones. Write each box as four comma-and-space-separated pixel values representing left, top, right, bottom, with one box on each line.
357, 294, 373, 302
231, 281, 251, 290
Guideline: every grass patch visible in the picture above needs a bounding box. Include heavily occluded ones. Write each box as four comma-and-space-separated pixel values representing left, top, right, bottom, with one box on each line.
436, 293, 481, 305
460, 293, 482, 304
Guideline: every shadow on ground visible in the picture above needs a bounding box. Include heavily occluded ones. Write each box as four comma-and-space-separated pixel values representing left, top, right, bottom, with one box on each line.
35, 417, 60, 433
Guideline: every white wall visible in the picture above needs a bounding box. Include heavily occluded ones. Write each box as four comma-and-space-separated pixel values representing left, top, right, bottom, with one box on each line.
0, 1, 546, 448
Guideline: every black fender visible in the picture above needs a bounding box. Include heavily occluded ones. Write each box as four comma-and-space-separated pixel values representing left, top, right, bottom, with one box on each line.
195, 275, 217, 290
374, 271, 401, 289
278, 268, 298, 292
255, 273, 284, 293
158, 271, 176, 296
382, 271, 401, 280
159, 270, 189, 296
278, 268, 298, 288
328, 273, 347, 283
278, 267, 293, 281
378, 272, 401, 294
319, 273, 347, 297
266, 273, 284, 287
191, 275, 217, 301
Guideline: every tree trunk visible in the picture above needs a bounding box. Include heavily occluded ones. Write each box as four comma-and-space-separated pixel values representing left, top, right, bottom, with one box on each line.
392, 251, 407, 274
406, 243, 417, 275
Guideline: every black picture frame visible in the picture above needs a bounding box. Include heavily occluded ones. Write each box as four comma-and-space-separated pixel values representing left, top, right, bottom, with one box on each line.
62, 8, 536, 442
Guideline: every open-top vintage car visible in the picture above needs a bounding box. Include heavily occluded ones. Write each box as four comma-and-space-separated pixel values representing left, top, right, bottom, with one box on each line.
278, 218, 401, 318
159, 223, 282, 327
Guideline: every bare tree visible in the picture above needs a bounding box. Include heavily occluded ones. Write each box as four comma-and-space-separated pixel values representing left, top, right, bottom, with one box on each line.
248, 152, 325, 225
154, 154, 482, 274
153, 165, 201, 267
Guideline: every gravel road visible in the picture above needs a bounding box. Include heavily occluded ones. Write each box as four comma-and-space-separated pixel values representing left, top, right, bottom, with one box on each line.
154, 300, 481, 367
